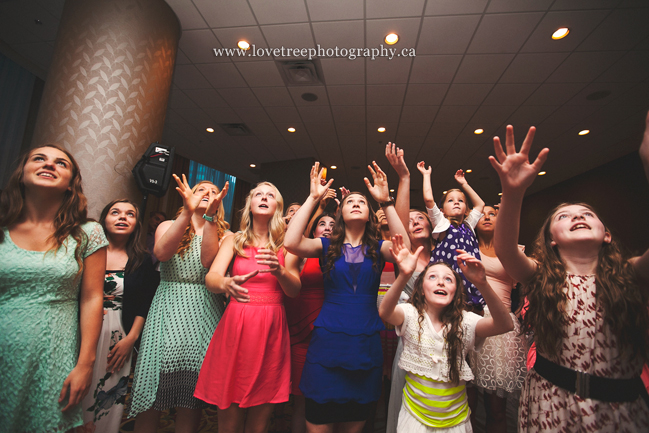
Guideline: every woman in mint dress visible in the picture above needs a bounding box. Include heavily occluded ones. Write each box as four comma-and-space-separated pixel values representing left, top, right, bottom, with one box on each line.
0, 144, 107, 432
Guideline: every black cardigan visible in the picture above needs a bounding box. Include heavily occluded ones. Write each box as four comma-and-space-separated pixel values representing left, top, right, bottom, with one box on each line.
121, 254, 160, 343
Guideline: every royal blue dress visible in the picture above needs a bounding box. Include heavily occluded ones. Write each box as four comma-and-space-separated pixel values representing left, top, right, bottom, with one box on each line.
299, 238, 385, 404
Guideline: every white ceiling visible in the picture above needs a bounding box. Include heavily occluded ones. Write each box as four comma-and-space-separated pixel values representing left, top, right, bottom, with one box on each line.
2, 0, 649, 205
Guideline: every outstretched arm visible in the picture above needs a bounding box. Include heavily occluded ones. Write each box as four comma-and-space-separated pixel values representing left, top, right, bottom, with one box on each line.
385, 142, 410, 229
455, 169, 485, 215
417, 161, 435, 209
379, 235, 423, 326
632, 111, 649, 282
489, 125, 548, 284
457, 250, 513, 338
284, 162, 332, 258
201, 181, 229, 268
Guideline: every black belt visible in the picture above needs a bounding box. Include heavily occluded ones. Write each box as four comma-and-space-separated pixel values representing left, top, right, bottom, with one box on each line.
534, 354, 647, 403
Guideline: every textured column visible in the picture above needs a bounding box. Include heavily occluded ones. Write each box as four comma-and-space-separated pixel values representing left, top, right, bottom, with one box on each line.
31, 0, 180, 217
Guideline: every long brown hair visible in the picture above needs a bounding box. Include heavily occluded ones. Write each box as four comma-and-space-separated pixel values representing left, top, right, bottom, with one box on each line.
99, 199, 147, 275
0, 144, 89, 274
410, 262, 466, 384
523, 202, 649, 361
322, 193, 381, 276
175, 181, 229, 259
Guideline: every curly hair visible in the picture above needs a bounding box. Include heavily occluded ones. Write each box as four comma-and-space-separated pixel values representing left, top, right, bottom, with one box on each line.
0, 144, 89, 276
322, 193, 381, 276
99, 199, 148, 275
233, 181, 285, 257
523, 202, 649, 362
410, 262, 466, 385
175, 181, 229, 259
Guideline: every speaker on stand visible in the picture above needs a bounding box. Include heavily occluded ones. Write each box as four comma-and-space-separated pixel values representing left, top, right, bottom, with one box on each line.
132, 142, 175, 221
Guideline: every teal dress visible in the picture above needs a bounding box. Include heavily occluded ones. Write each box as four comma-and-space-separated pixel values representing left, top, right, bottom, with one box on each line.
0, 222, 108, 432
128, 234, 226, 416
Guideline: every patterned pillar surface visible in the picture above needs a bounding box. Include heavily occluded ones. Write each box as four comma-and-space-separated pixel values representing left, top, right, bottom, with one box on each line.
31, 0, 180, 217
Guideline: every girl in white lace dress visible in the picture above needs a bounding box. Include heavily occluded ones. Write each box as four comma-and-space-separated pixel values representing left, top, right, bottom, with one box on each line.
379, 235, 513, 432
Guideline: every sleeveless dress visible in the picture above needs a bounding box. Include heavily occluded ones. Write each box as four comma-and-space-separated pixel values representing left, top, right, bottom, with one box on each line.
519, 274, 649, 432
0, 222, 108, 432
284, 257, 325, 395
129, 234, 225, 416
195, 246, 291, 408
299, 238, 385, 405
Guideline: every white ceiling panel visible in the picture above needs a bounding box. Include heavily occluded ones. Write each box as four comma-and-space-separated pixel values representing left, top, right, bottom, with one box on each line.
483, 83, 538, 105
266, 106, 302, 123
577, 7, 649, 51
312, 21, 365, 50
216, 87, 261, 107
246, 121, 282, 136
261, 24, 315, 51
366, 0, 426, 19
11, 42, 53, 71
304, 122, 336, 136
178, 29, 226, 64
175, 49, 192, 65
551, 0, 625, 10
336, 122, 367, 136
204, 107, 242, 123
610, 81, 649, 106
500, 53, 570, 83
409, 55, 462, 83
365, 18, 421, 53
546, 51, 624, 83
319, 58, 365, 85
396, 122, 432, 137
196, 63, 248, 88
469, 105, 518, 124
486, 0, 553, 13
288, 86, 330, 106
0, 1, 59, 42
234, 107, 273, 124
306, 0, 364, 21
327, 85, 365, 106
507, 105, 560, 126
172, 64, 212, 89
443, 83, 493, 105
183, 88, 229, 108
366, 56, 413, 85
165, 0, 208, 30
434, 105, 478, 124
0, 15, 44, 45
193, 0, 255, 28
249, 0, 309, 25
167, 88, 197, 109
417, 15, 481, 55
521, 10, 609, 53
425, 0, 487, 15
526, 83, 587, 105
366, 84, 407, 105
596, 50, 649, 83
235, 61, 285, 87
454, 54, 515, 83
212, 27, 268, 63
332, 106, 365, 123
367, 106, 401, 122
401, 105, 439, 123
252, 87, 295, 106
468, 13, 544, 54
404, 84, 450, 105
566, 82, 634, 105
298, 105, 334, 123
541, 104, 600, 125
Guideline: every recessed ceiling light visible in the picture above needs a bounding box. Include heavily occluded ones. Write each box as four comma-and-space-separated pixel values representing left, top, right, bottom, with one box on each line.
465, 169, 472, 173
389, 189, 395, 193
238, 40, 250, 50
498, 192, 503, 196
385, 33, 399, 45
578, 129, 590, 136
474, 129, 484, 135
250, 163, 256, 168
377, 127, 386, 133
288, 127, 296, 133
552, 28, 569, 40
330, 165, 337, 169
538, 171, 546, 176
206, 127, 214, 133
443, 191, 447, 194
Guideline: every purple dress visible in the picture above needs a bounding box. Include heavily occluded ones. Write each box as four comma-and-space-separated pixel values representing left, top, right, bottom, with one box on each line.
431, 221, 485, 308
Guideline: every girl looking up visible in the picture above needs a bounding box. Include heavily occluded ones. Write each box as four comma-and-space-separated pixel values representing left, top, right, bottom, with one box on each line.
284, 162, 410, 433
379, 235, 513, 433
491, 123, 649, 431
418, 164, 485, 311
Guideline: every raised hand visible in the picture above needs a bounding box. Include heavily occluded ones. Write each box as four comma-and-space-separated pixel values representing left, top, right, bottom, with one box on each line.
205, 181, 230, 218
389, 234, 423, 276
454, 169, 467, 186
173, 174, 202, 214
339, 186, 350, 200
319, 188, 337, 209
256, 248, 282, 275
417, 161, 431, 176
225, 270, 259, 302
310, 162, 334, 201
364, 161, 390, 203
489, 125, 549, 196
386, 142, 409, 178
456, 249, 487, 286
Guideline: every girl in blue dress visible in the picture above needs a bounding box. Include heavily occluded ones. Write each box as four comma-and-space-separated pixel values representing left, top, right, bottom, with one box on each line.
285, 162, 410, 433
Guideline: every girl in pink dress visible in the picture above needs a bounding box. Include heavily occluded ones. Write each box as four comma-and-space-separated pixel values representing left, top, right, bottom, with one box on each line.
491, 123, 649, 432
195, 181, 301, 433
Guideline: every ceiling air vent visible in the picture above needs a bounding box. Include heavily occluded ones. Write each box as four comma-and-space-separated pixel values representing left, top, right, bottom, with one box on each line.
219, 123, 252, 136
277, 60, 324, 86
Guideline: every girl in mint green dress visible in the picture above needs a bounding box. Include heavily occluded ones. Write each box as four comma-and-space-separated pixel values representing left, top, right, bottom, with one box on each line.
0, 145, 107, 432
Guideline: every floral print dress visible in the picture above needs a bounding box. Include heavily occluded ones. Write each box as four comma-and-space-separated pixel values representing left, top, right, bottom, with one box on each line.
81, 271, 131, 432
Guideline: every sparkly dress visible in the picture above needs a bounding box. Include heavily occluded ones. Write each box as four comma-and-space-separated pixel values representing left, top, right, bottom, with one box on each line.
0, 222, 108, 432
519, 274, 649, 432
195, 247, 291, 408
129, 234, 225, 416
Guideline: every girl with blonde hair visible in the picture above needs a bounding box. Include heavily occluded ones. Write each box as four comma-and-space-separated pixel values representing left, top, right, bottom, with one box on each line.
195, 181, 302, 433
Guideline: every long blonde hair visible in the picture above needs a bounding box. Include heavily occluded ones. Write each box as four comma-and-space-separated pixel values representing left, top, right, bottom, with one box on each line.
234, 181, 285, 257
175, 181, 229, 259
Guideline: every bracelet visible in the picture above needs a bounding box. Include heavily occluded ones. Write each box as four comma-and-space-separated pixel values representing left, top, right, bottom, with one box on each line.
379, 197, 395, 208
202, 213, 215, 222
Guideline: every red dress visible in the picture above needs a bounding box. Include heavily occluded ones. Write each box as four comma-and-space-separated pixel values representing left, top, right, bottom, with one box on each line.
284, 257, 324, 395
194, 247, 291, 408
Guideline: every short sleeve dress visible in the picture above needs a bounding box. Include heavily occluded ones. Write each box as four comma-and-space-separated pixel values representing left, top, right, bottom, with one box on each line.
0, 222, 108, 432
299, 238, 385, 410
129, 234, 226, 416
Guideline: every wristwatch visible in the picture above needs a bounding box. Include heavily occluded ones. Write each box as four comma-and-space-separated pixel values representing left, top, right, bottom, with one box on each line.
379, 197, 395, 208
202, 213, 215, 222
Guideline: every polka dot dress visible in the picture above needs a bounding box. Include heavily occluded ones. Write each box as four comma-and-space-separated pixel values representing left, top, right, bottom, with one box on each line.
128, 235, 225, 416
431, 222, 485, 308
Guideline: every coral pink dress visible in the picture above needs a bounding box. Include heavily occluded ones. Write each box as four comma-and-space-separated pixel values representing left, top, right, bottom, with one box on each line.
284, 257, 324, 395
194, 247, 291, 408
